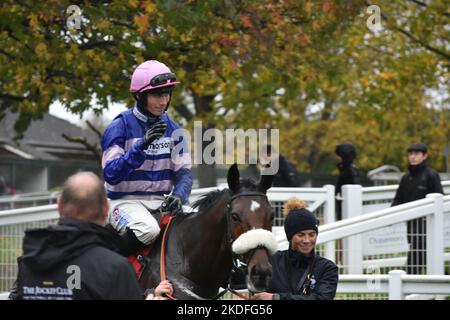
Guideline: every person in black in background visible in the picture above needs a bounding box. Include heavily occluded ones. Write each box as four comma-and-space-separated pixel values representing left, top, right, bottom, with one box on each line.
263, 145, 300, 187
391, 142, 443, 274
335, 143, 360, 220
251, 198, 338, 300
241, 163, 261, 183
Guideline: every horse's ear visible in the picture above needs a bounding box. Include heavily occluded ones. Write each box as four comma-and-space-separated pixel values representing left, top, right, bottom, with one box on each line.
227, 163, 240, 193
257, 172, 274, 194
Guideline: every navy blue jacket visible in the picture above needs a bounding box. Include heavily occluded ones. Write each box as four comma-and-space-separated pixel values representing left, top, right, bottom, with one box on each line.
268, 249, 338, 300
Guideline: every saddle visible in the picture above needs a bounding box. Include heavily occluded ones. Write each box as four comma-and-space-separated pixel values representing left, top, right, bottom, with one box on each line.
127, 212, 172, 279
124, 200, 197, 279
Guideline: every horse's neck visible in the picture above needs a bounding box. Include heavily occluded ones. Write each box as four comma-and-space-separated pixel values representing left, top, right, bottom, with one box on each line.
183, 199, 230, 255
175, 198, 233, 289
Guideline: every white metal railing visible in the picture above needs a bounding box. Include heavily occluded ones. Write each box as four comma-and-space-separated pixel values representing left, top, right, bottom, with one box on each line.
0, 292, 9, 300
327, 193, 448, 274
0, 185, 334, 228
0, 191, 59, 210
0, 204, 58, 226
190, 185, 336, 262
363, 180, 450, 201
341, 181, 450, 273
190, 185, 334, 214
0, 185, 336, 293
0, 181, 448, 296
337, 270, 450, 299
361, 180, 450, 213
275, 192, 449, 274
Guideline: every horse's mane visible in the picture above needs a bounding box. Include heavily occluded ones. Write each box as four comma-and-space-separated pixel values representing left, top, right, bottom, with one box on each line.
191, 179, 259, 213
191, 189, 229, 213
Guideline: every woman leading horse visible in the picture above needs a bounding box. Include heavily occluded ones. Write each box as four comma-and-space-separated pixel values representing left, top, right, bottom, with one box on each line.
139, 164, 278, 299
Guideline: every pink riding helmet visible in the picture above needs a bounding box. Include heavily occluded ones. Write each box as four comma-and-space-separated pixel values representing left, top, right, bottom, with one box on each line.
130, 60, 180, 94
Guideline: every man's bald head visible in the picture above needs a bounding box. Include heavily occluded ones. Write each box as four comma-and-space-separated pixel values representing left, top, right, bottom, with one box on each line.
58, 172, 108, 224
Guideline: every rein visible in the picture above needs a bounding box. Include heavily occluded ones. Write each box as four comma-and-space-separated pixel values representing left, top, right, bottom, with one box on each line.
159, 191, 269, 300
159, 215, 176, 300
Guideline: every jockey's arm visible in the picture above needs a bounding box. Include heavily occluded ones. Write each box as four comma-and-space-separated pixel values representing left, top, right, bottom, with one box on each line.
172, 168, 193, 204
101, 118, 147, 185
171, 134, 193, 204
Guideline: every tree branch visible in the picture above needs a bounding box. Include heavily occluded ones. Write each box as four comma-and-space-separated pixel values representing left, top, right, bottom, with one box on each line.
0, 48, 16, 60
86, 120, 102, 139
407, 0, 450, 17
110, 19, 134, 29
408, 0, 427, 8
0, 93, 27, 101
61, 133, 101, 160
173, 103, 194, 122
79, 40, 116, 50
365, 0, 450, 62
394, 26, 450, 61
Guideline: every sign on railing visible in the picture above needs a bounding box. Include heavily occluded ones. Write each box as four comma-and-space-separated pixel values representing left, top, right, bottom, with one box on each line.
357, 182, 450, 256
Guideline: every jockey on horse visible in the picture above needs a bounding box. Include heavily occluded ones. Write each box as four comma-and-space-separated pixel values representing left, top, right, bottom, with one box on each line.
101, 60, 193, 255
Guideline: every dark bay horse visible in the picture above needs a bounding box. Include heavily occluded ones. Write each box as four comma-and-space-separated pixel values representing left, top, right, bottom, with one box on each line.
139, 164, 277, 299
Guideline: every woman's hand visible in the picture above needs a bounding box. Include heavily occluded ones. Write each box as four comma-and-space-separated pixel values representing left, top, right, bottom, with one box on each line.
251, 292, 273, 300
154, 280, 173, 297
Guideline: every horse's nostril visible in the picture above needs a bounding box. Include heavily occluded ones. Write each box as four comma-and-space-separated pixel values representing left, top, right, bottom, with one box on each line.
250, 265, 272, 280
254, 265, 271, 276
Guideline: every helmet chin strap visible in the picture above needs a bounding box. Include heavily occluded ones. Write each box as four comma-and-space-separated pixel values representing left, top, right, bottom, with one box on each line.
135, 90, 173, 117
164, 91, 173, 112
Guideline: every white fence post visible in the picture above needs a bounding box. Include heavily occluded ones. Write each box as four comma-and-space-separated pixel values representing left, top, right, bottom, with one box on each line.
389, 270, 405, 300
323, 184, 336, 262
426, 193, 444, 275
342, 185, 363, 274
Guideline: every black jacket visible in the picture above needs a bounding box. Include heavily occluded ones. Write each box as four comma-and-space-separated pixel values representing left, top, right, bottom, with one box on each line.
14, 218, 143, 300
268, 249, 338, 300
273, 155, 300, 187
392, 161, 443, 206
335, 144, 360, 196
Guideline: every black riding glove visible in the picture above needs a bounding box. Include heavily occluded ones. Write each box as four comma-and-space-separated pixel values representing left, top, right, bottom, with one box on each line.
162, 194, 183, 216
143, 120, 167, 148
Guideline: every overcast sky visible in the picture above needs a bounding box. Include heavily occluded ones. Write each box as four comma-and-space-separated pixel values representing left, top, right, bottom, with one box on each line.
49, 101, 128, 126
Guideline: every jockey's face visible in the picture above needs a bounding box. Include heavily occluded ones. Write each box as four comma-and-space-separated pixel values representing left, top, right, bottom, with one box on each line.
146, 92, 170, 116
291, 230, 317, 255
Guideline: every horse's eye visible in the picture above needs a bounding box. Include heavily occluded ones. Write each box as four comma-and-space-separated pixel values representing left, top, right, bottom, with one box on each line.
231, 213, 241, 223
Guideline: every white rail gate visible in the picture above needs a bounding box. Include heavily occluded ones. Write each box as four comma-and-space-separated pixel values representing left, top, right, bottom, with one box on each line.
1, 181, 449, 299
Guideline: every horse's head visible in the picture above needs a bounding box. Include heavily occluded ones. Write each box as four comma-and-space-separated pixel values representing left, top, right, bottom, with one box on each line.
226, 164, 277, 293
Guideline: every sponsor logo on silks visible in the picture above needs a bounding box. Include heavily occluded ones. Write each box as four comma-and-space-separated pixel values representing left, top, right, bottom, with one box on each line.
310, 276, 317, 290
144, 137, 172, 155
113, 208, 130, 227
118, 215, 129, 227
113, 208, 119, 222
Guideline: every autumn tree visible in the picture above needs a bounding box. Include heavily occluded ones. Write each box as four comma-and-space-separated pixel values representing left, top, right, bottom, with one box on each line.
0, 0, 366, 186
1, 0, 448, 185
